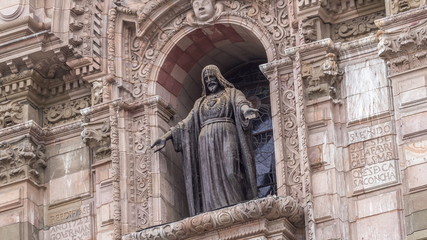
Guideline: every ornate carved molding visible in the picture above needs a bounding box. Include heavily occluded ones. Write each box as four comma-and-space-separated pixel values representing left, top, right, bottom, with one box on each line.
43, 97, 91, 127
293, 50, 316, 240
389, 0, 426, 15
119, 0, 292, 99
131, 114, 152, 230
122, 196, 303, 240
67, 0, 104, 76
375, 5, 427, 27
297, 0, 384, 16
378, 19, 427, 75
0, 136, 46, 186
332, 12, 385, 42
110, 104, 122, 240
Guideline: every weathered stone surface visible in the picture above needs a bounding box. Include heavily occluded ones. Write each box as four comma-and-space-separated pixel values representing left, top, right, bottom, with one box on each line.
49, 170, 90, 203
345, 59, 389, 122
352, 211, 403, 240
402, 112, 427, 139
355, 191, 401, 219
403, 139, 427, 167
406, 163, 427, 192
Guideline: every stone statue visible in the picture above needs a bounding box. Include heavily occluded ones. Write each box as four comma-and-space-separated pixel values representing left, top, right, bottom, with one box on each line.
151, 65, 259, 215
187, 0, 223, 26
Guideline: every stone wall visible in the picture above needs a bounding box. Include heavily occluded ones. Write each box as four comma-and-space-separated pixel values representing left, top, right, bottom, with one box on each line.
0, 0, 427, 240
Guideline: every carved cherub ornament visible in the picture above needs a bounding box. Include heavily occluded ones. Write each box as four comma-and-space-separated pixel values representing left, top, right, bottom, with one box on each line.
187, 0, 223, 26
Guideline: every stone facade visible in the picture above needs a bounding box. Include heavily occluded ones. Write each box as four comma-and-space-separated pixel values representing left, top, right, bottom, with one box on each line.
0, 0, 427, 239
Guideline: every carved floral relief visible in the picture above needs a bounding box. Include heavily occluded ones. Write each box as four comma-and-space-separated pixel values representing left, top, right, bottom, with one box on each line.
332, 12, 385, 42
43, 97, 91, 127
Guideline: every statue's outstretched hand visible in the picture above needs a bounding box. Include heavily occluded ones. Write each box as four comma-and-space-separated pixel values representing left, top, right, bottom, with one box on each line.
151, 137, 167, 153
243, 107, 260, 120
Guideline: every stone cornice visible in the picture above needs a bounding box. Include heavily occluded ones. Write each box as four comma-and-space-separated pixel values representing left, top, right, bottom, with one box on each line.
0, 120, 82, 143
259, 57, 293, 73
284, 38, 336, 56
377, 18, 427, 58
122, 196, 303, 240
375, 5, 427, 29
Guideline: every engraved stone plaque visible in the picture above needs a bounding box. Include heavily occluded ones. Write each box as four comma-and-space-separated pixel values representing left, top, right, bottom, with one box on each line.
49, 216, 92, 240
47, 203, 91, 226
352, 160, 398, 192
349, 135, 398, 193
348, 122, 393, 144
48, 203, 92, 240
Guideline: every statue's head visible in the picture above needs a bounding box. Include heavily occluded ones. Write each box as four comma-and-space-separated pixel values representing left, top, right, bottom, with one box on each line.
203, 69, 220, 94
191, 0, 216, 21
201, 65, 234, 95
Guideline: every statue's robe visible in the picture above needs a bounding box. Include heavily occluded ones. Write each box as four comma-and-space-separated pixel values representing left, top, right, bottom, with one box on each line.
170, 87, 258, 215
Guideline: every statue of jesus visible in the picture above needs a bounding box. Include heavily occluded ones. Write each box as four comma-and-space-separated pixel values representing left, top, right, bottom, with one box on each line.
151, 64, 259, 215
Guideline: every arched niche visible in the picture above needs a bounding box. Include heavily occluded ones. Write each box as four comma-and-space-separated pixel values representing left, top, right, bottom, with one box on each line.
113, 0, 298, 230
149, 23, 277, 223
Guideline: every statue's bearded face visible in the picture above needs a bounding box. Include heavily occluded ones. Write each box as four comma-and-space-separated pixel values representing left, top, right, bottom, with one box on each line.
203, 71, 220, 94
192, 0, 215, 21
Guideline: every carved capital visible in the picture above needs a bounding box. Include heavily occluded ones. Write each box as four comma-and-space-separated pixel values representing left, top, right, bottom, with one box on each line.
81, 120, 111, 160
378, 20, 427, 75
0, 137, 46, 186
302, 53, 343, 100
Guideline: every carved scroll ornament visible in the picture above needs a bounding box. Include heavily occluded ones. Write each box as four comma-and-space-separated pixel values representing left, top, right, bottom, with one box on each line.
126, 0, 293, 99
123, 196, 303, 240
44, 97, 91, 127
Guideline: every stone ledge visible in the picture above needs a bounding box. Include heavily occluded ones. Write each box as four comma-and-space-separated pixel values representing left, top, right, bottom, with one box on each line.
123, 196, 304, 240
